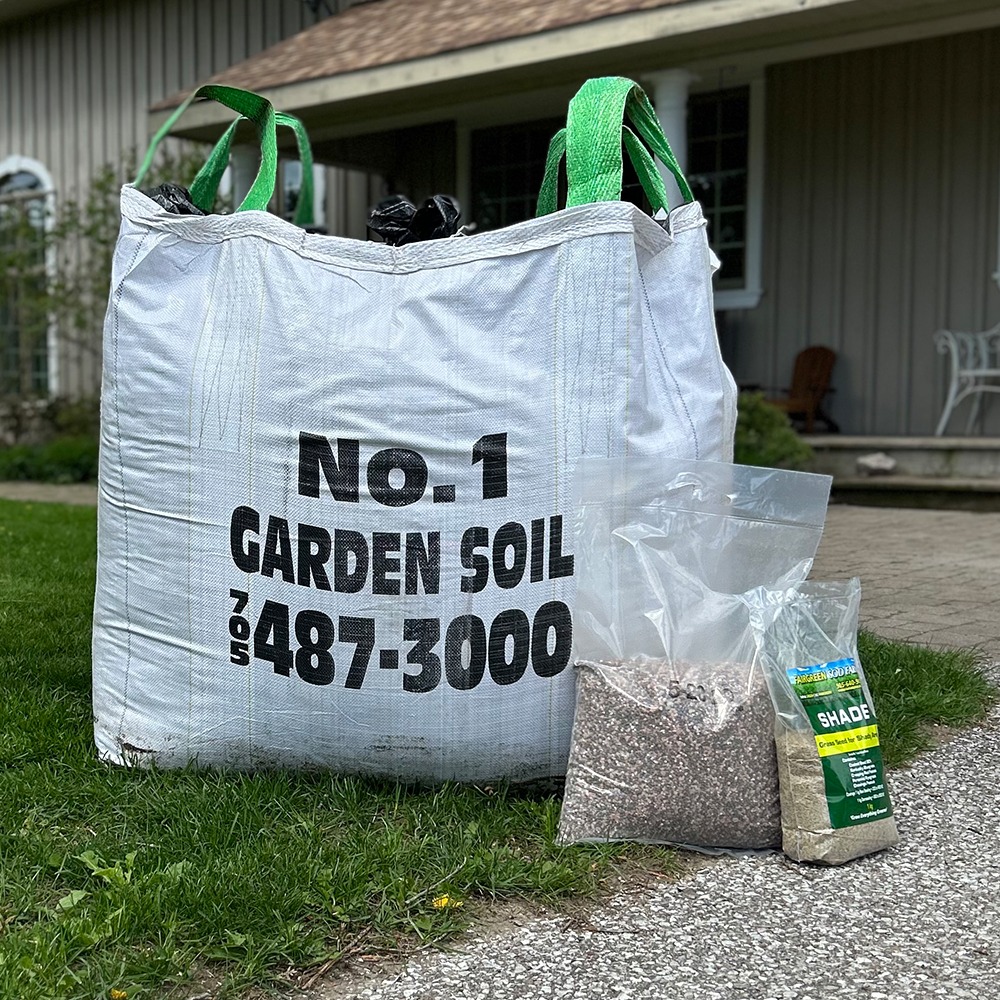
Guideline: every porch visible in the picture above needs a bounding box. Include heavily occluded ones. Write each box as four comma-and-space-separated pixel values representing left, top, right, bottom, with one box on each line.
804, 435, 1000, 510
147, 0, 1000, 439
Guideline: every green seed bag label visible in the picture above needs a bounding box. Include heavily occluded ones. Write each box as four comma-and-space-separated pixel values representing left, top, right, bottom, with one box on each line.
786, 657, 893, 829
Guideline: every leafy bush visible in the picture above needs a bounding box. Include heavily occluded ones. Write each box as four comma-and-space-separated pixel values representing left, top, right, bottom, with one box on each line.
0, 435, 99, 483
1, 394, 102, 445
1, 145, 222, 439
734, 392, 813, 470
43, 394, 101, 438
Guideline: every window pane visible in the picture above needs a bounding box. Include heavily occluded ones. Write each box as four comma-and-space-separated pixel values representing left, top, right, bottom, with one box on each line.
688, 174, 715, 209
0, 170, 42, 196
688, 99, 718, 140
703, 211, 716, 245
0, 192, 47, 265
721, 135, 748, 166
719, 171, 748, 208
0, 169, 50, 396
528, 126, 554, 161
716, 246, 745, 289
718, 210, 745, 245
474, 196, 500, 231
470, 118, 567, 231
687, 86, 750, 286
687, 139, 717, 175
279, 161, 303, 222
720, 93, 750, 134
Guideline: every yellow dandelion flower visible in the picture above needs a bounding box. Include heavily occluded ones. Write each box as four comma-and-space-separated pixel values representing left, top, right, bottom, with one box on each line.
110, 990, 128, 1000
432, 894, 463, 909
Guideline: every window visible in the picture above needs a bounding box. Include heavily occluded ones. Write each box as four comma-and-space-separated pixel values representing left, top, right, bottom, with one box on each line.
0, 159, 53, 397
463, 89, 762, 308
686, 81, 764, 310
279, 159, 304, 222
275, 159, 326, 231
688, 86, 750, 289
469, 117, 650, 232
470, 118, 563, 231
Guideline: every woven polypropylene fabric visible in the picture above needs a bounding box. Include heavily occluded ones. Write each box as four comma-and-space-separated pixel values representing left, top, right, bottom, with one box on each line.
564, 77, 690, 210
91, 187, 736, 781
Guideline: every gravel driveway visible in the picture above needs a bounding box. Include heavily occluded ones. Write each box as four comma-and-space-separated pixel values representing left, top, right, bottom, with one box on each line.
340, 692, 999, 1000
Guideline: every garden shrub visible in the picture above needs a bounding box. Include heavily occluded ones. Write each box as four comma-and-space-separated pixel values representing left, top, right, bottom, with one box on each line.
43, 395, 101, 438
734, 392, 813, 470
0, 435, 99, 483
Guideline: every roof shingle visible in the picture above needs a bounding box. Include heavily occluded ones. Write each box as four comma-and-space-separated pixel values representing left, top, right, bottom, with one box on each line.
162, 0, 691, 105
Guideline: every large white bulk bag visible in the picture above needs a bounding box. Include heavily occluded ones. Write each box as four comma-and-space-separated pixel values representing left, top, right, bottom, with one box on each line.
92, 79, 737, 781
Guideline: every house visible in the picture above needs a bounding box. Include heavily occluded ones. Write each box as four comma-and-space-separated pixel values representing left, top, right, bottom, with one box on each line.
5, 0, 1000, 435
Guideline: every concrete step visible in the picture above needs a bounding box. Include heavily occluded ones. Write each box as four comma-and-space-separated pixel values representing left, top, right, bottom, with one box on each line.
802, 435, 1000, 480
834, 475, 1000, 492
831, 477, 1000, 511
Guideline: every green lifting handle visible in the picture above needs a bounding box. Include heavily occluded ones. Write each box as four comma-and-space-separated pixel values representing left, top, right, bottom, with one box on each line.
536, 125, 670, 217
134, 84, 278, 213
189, 111, 315, 227
536, 76, 694, 217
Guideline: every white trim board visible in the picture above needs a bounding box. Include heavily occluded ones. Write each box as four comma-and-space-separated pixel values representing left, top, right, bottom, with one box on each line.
714, 74, 765, 312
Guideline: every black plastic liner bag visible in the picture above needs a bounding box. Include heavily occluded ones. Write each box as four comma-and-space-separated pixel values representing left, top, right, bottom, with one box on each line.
557, 457, 832, 851
744, 579, 900, 865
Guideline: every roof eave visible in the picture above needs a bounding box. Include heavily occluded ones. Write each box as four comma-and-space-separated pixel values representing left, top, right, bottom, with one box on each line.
148, 0, 820, 140
150, 0, 1000, 142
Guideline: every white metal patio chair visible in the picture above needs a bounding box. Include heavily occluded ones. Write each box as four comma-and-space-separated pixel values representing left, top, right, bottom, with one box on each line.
934, 323, 1000, 435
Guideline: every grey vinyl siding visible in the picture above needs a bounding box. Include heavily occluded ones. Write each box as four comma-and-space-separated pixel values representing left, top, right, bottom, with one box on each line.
725, 27, 1000, 436
0, 0, 321, 398
1, 0, 317, 203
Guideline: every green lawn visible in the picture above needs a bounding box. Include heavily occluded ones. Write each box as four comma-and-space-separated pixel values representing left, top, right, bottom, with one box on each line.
856, 630, 995, 767
0, 498, 994, 999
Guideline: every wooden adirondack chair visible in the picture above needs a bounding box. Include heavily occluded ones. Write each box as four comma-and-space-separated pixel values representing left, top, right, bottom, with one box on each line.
767, 346, 839, 433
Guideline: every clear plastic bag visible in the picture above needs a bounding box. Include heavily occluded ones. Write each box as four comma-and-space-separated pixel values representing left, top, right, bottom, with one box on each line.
744, 579, 900, 865
557, 457, 832, 850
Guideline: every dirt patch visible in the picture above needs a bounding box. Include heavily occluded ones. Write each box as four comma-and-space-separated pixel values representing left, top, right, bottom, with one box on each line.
0, 481, 97, 506
275, 851, 702, 1000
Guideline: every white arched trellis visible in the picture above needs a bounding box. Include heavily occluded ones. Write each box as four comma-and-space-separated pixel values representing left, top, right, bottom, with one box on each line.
0, 154, 59, 396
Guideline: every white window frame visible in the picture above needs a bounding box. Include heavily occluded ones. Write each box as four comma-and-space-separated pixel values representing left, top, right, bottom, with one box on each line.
0, 154, 58, 396
687, 74, 765, 312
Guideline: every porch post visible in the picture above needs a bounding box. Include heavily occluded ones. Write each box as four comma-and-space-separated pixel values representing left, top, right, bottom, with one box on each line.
644, 69, 697, 211
230, 144, 260, 209
994, 164, 1000, 291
